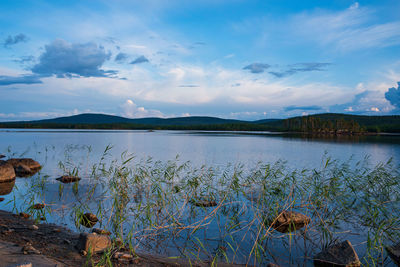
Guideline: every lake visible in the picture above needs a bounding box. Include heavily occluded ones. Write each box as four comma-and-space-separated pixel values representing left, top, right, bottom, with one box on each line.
0, 129, 399, 266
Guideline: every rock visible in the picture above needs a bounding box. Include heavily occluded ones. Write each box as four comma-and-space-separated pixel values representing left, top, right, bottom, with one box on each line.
114, 252, 133, 261
270, 210, 311, 233
77, 233, 111, 253
31, 203, 45, 210
6, 158, 41, 177
92, 228, 111, 235
22, 243, 41, 255
0, 154, 5, 159
0, 160, 16, 182
0, 197, 4, 202
114, 237, 123, 247
0, 178, 15, 195
28, 225, 39, 230
19, 212, 30, 219
386, 242, 400, 266
190, 197, 218, 207
56, 175, 81, 183
80, 213, 98, 228
314, 240, 361, 267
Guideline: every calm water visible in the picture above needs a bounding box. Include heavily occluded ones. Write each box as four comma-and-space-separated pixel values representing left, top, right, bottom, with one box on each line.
1, 129, 399, 266
1, 129, 400, 170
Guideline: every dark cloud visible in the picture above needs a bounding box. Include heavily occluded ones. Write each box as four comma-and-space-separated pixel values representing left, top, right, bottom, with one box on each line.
178, 84, 199, 88
385, 82, 400, 109
269, 63, 331, 78
0, 75, 42, 86
31, 39, 116, 78
115, 52, 128, 63
3, 34, 28, 47
243, 63, 270, 74
130, 55, 149, 65
284, 105, 322, 112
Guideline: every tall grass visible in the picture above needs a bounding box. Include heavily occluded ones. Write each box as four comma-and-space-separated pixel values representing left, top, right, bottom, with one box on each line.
4, 146, 400, 266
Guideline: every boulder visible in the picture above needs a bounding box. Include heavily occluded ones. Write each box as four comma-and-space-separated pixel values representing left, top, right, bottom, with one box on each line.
80, 213, 98, 228
386, 242, 400, 266
56, 175, 81, 183
77, 233, 111, 253
314, 240, 361, 267
7, 158, 41, 177
0, 179, 15, 195
270, 211, 311, 233
0, 161, 16, 182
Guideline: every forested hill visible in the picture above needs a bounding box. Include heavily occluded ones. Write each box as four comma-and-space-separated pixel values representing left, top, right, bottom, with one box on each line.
0, 113, 399, 133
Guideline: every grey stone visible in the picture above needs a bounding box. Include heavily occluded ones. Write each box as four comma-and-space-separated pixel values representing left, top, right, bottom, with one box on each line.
314, 240, 361, 267
77, 233, 111, 253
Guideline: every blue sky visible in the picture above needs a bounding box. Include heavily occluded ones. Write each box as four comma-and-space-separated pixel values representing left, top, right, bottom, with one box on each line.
1, 0, 400, 121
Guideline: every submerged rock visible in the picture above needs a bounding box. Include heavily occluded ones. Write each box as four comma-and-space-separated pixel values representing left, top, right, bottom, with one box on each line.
190, 197, 218, 207
31, 203, 45, 210
6, 158, 41, 177
0, 178, 15, 195
56, 175, 81, 183
80, 213, 98, 228
0, 161, 16, 182
270, 211, 311, 233
77, 233, 111, 253
314, 240, 361, 267
386, 242, 400, 266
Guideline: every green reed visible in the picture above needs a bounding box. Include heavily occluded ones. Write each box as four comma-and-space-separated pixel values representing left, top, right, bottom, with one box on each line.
5, 145, 400, 266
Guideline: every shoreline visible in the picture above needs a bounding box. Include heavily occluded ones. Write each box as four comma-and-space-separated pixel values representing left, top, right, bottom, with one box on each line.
0, 209, 244, 267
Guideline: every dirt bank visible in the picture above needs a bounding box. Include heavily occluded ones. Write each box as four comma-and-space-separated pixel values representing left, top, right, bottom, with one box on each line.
0, 209, 243, 267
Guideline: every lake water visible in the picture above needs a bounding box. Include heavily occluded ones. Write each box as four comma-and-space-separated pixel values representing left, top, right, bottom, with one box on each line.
1, 129, 399, 266
1, 129, 400, 170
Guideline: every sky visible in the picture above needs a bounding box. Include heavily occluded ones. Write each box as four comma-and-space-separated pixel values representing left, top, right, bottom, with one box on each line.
1, 0, 400, 121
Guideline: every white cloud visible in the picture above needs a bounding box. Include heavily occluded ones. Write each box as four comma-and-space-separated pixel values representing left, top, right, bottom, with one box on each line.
121, 99, 164, 118
291, 3, 400, 51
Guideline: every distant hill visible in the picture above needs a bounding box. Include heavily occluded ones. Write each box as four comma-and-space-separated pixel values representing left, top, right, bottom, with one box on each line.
21, 113, 247, 126
0, 112, 400, 133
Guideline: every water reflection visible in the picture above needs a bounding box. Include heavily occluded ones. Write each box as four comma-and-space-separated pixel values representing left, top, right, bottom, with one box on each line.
0, 179, 15, 195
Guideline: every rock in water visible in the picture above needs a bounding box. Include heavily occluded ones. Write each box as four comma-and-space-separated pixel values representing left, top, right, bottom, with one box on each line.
31, 203, 45, 210
0, 161, 16, 182
386, 242, 400, 266
56, 175, 81, 183
77, 233, 111, 253
80, 213, 98, 228
314, 240, 361, 267
270, 210, 311, 233
92, 228, 111, 235
6, 158, 41, 177
0, 179, 15, 195
0, 154, 5, 159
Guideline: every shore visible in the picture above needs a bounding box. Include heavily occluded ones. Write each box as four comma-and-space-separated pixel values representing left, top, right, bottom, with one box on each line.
0, 209, 245, 267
